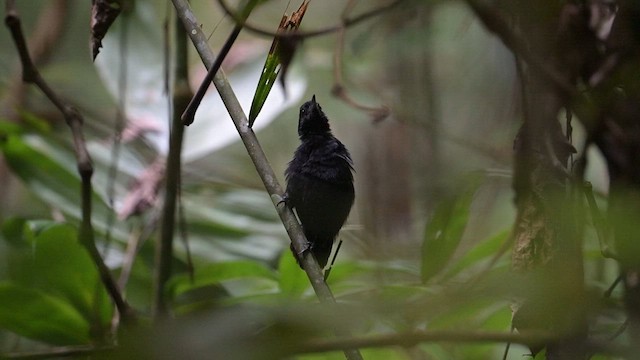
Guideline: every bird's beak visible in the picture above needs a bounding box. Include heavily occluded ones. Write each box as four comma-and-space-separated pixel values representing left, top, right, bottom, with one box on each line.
311, 94, 316, 104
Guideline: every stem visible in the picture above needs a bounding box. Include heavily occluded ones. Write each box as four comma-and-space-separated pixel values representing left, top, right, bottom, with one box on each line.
153, 11, 192, 317
181, 24, 242, 126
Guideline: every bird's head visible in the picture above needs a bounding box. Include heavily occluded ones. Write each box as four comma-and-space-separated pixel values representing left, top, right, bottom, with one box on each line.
298, 95, 331, 138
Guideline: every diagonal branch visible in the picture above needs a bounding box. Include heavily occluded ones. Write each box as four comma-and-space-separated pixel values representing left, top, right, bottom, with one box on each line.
4, 0, 134, 322
171, 1, 363, 359
181, 24, 241, 126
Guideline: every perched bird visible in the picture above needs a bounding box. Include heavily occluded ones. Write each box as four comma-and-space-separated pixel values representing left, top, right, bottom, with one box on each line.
284, 95, 355, 268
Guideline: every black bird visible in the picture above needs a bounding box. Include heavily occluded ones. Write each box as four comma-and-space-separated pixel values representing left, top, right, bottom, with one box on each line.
284, 95, 355, 268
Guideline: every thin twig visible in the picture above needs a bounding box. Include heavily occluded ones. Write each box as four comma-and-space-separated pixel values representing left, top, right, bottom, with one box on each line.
0, 0, 67, 121
501, 324, 514, 360
153, 11, 192, 317
583, 181, 616, 259
1, 344, 114, 359
331, 0, 389, 122
216, 0, 403, 39
103, 9, 128, 322
4, 0, 134, 321
608, 318, 628, 341
181, 24, 242, 126
171, 1, 363, 359
104, 7, 129, 241
604, 274, 623, 298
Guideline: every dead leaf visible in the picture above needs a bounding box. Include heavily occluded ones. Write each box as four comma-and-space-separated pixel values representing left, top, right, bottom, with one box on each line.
274, 1, 309, 93
91, 0, 123, 60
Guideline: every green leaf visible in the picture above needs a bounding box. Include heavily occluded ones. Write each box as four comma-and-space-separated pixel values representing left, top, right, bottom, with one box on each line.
180, 191, 285, 262
2, 136, 102, 218
1, 217, 28, 246
4, 221, 113, 329
248, 1, 308, 126
421, 173, 484, 283
0, 134, 131, 241
249, 52, 282, 125
278, 251, 309, 297
2, 135, 83, 213
0, 119, 24, 137
18, 110, 53, 133
0, 282, 90, 345
168, 261, 278, 298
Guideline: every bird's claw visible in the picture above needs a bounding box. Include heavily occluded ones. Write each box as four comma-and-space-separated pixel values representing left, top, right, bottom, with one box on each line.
298, 241, 311, 256
276, 193, 289, 207
290, 241, 311, 268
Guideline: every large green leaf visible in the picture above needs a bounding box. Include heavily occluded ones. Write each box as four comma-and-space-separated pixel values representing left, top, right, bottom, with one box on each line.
179, 191, 285, 263
421, 173, 485, 283
0, 283, 90, 345
0, 134, 130, 240
168, 260, 278, 299
4, 221, 113, 330
2, 135, 86, 217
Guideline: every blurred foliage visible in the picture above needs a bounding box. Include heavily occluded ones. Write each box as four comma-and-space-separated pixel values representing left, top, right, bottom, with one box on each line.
0, 0, 626, 359
421, 172, 485, 283
0, 220, 111, 345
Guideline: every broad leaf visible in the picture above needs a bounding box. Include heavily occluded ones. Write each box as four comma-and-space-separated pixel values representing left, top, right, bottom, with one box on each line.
0, 134, 130, 241
168, 260, 278, 299
0, 283, 90, 345
4, 221, 113, 330
179, 190, 285, 263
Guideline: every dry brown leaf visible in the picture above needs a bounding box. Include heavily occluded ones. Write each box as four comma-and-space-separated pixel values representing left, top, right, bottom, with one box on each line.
91, 0, 122, 60
272, 1, 310, 91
